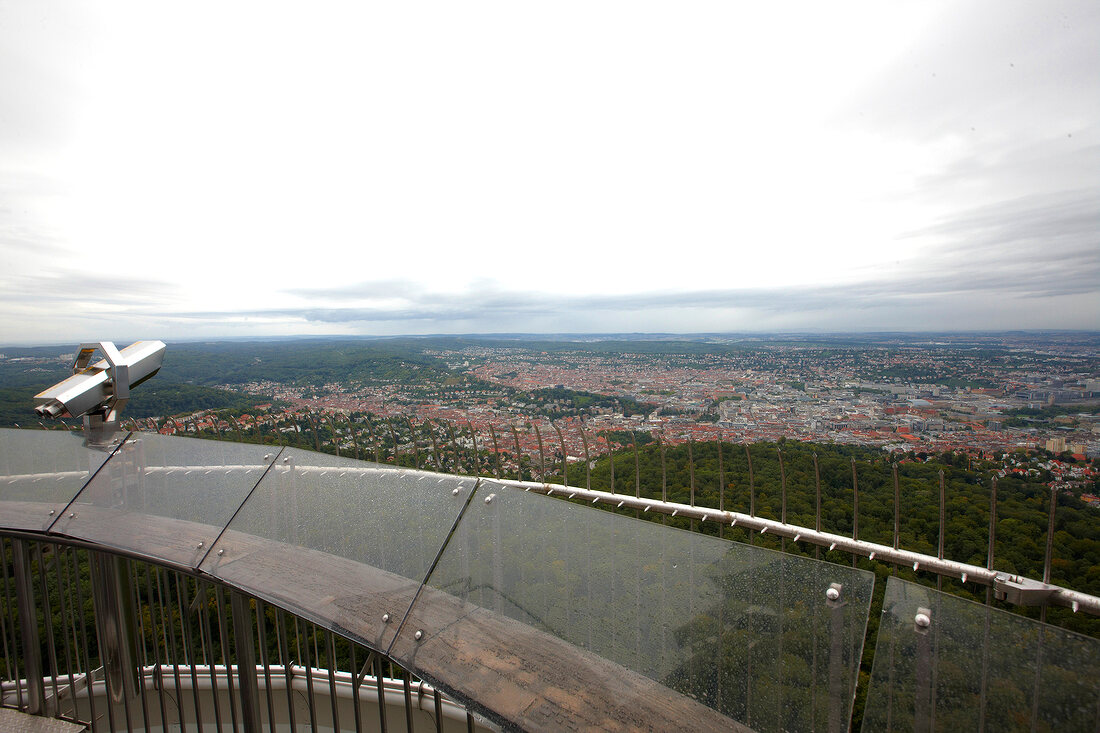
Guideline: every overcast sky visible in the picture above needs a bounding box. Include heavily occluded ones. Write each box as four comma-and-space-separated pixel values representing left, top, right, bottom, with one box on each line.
1, 1, 1097, 345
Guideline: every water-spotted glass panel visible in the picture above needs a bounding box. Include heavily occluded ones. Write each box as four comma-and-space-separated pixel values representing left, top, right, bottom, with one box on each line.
50, 433, 275, 568
863, 577, 1100, 732
201, 447, 477, 652
0, 428, 117, 531
389, 482, 875, 733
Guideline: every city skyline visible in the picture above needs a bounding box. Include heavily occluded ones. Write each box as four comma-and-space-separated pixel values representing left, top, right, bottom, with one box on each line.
1, 1, 1098, 344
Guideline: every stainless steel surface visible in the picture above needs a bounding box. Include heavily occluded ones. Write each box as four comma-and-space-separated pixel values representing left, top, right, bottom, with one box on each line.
33, 341, 165, 425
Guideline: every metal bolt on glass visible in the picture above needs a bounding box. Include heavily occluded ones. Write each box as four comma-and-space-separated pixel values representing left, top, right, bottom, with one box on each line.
914, 607, 932, 632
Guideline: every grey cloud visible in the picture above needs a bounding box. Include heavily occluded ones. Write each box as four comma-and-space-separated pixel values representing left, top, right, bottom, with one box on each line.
286, 279, 429, 300
0, 271, 182, 306
842, 2, 1100, 141
155, 271, 1098, 328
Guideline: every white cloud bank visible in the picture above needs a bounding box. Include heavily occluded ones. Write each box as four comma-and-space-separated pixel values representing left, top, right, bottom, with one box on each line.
1, 1, 1097, 344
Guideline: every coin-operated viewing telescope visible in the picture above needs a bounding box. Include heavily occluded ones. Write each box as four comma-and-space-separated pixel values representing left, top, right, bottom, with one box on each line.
34, 341, 166, 446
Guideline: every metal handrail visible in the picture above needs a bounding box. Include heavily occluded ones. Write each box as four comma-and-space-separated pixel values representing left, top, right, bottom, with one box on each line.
498, 478, 1100, 615
55, 459, 1100, 615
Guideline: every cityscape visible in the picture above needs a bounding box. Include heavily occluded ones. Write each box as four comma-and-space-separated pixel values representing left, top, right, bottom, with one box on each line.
6, 332, 1096, 502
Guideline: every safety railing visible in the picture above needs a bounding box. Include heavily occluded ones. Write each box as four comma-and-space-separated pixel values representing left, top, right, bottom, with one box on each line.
2, 427, 1099, 732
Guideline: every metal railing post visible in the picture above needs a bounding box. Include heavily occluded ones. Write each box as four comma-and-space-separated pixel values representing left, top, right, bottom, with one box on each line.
89, 550, 140, 729
232, 592, 262, 733
12, 539, 44, 714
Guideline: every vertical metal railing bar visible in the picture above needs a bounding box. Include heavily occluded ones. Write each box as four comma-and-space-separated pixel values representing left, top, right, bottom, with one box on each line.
33, 544, 62, 716
365, 419, 382, 464
468, 423, 480, 479
229, 591, 261, 733
311, 622, 322, 720
688, 437, 695, 508
745, 444, 755, 546
373, 652, 388, 733
0, 538, 19, 710
52, 545, 79, 721
510, 425, 522, 481
580, 425, 591, 491
813, 452, 822, 561
892, 463, 900, 554
66, 547, 98, 730
778, 447, 787, 552
446, 423, 460, 475
658, 432, 667, 502
428, 427, 442, 474
1029, 487, 1059, 732
125, 559, 151, 733
324, 415, 339, 458
533, 423, 546, 483
850, 458, 859, 567
986, 476, 998, 610
306, 411, 320, 453
346, 414, 362, 461
12, 539, 43, 715
91, 559, 126, 732
631, 431, 640, 501
608, 433, 616, 497
1042, 485, 1057, 609
407, 418, 422, 470
401, 668, 414, 733
350, 647, 363, 733
175, 573, 204, 733
488, 424, 501, 480
254, 599, 276, 733
326, 630, 341, 733
937, 470, 946, 592
297, 617, 318, 733
717, 440, 726, 540
275, 609, 296, 733
155, 566, 186, 732
554, 423, 568, 488
433, 687, 444, 733
198, 582, 224, 733
141, 561, 168, 733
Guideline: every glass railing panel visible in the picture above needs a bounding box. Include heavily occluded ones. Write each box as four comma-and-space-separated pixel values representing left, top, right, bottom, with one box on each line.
863, 577, 1100, 732
0, 428, 116, 531
389, 481, 875, 733
49, 433, 275, 568
200, 446, 476, 652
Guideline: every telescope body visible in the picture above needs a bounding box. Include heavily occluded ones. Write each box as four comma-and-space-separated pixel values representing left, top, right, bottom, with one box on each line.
34, 341, 166, 419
